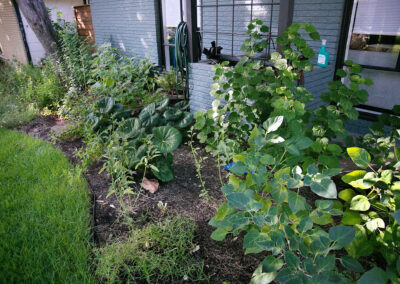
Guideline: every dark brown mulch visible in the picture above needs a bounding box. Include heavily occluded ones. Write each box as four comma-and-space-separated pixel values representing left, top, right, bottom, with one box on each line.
17, 115, 264, 284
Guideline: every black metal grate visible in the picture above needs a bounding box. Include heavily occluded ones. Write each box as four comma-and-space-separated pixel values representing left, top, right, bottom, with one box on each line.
196, 0, 280, 60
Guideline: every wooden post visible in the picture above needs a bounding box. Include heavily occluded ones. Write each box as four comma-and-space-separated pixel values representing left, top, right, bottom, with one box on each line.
185, 0, 199, 62
277, 0, 294, 53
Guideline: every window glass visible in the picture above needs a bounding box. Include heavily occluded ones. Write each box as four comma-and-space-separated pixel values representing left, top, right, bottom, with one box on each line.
346, 0, 400, 69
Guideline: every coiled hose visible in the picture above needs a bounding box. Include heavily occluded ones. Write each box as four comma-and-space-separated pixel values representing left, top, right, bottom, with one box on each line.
174, 21, 189, 99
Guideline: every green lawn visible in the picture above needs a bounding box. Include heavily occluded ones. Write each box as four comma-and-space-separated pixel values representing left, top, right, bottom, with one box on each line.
0, 129, 92, 283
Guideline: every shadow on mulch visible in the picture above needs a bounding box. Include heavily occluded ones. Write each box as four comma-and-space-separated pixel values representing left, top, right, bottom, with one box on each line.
17, 115, 264, 284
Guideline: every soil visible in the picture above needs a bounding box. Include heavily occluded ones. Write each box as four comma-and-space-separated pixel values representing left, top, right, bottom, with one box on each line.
17, 115, 265, 284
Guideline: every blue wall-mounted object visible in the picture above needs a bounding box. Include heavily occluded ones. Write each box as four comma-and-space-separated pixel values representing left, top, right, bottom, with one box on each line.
317, 39, 330, 67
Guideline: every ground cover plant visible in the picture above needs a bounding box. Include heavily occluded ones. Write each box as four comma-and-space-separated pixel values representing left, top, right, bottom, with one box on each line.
0, 129, 92, 283
193, 20, 400, 283
95, 216, 207, 283
0, 62, 38, 128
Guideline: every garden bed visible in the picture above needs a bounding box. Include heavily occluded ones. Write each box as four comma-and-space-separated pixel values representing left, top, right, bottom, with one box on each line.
18, 115, 267, 283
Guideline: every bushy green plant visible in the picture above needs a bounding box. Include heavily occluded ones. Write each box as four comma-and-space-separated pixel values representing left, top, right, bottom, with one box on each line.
89, 43, 164, 108
95, 216, 207, 283
192, 20, 386, 283
0, 63, 38, 127
209, 119, 358, 283
0, 59, 65, 112
155, 67, 183, 96
53, 18, 93, 90
338, 145, 400, 282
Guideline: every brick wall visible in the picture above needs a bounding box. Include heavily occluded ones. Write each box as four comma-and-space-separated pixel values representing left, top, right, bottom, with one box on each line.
91, 0, 161, 64
0, 0, 28, 64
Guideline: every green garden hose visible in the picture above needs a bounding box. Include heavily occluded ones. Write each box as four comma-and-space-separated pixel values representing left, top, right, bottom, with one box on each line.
174, 21, 189, 99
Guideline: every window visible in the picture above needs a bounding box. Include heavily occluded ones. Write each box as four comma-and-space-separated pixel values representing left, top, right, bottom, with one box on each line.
196, 0, 280, 62
341, 0, 400, 111
345, 0, 400, 71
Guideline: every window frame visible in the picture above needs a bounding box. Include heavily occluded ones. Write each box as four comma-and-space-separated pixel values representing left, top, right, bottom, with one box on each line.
336, 0, 400, 116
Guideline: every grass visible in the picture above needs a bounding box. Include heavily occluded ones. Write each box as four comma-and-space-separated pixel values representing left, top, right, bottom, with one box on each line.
0, 129, 92, 283
95, 216, 208, 283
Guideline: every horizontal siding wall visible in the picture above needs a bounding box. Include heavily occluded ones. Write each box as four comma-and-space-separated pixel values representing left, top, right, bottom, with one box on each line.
0, 0, 28, 64
189, 62, 215, 113
91, 0, 161, 63
190, 0, 345, 113
294, 0, 345, 109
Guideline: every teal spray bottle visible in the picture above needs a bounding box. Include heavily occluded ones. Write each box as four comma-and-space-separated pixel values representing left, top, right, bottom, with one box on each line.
317, 39, 329, 67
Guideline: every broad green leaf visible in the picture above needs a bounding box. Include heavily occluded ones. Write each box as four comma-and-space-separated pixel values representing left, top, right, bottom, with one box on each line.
340, 256, 365, 273
310, 210, 332, 225
139, 108, 160, 128
341, 210, 362, 225
345, 225, 374, 258
347, 147, 371, 169
338, 188, 356, 202
163, 108, 183, 121
263, 116, 284, 133
227, 190, 262, 212
287, 191, 306, 213
342, 170, 370, 189
250, 263, 277, 284
329, 225, 356, 247
175, 112, 193, 128
270, 186, 288, 204
350, 195, 370, 211
262, 255, 284, 273
297, 217, 313, 233
327, 143, 343, 155
116, 118, 141, 139
395, 148, 400, 161
215, 202, 231, 221
152, 126, 182, 153
316, 254, 335, 272
318, 154, 339, 168
211, 227, 231, 241
243, 229, 262, 251
97, 97, 115, 114
309, 178, 337, 199
336, 69, 347, 78
342, 170, 367, 183
151, 157, 174, 182
260, 154, 274, 165
229, 161, 247, 176
284, 251, 300, 268
365, 218, 385, 232
380, 169, 392, 184
358, 267, 387, 284
156, 98, 170, 111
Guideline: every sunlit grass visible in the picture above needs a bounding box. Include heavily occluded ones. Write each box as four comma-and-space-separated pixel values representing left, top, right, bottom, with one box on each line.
0, 129, 92, 283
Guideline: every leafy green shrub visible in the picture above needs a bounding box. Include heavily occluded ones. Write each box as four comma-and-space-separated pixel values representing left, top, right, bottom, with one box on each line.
0, 63, 38, 127
54, 18, 93, 90
192, 20, 387, 283
95, 216, 207, 283
155, 67, 183, 96
338, 145, 400, 282
89, 43, 164, 108
32, 59, 67, 110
